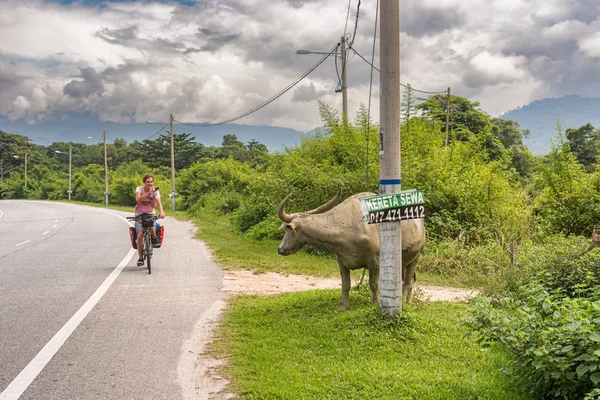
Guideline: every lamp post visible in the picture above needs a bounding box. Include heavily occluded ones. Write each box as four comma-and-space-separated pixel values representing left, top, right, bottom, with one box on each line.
55, 145, 72, 200
13, 154, 27, 189
296, 38, 347, 120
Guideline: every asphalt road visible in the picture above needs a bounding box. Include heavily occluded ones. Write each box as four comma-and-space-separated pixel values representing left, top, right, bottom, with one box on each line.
0, 201, 224, 400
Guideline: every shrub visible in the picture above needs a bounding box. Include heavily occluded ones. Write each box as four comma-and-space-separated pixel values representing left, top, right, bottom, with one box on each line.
467, 284, 600, 399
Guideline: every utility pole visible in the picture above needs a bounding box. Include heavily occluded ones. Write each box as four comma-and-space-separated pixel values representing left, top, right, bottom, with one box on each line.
340, 35, 349, 121
445, 87, 451, 147
24, 153, 28, 189
68, 145, 72, 201
104, 130, 109, 206
169, 114, 176, 211
379, 0, 402, 316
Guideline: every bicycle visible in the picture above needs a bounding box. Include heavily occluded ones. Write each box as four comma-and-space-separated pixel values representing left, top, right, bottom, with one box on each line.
127, 213, 159, 274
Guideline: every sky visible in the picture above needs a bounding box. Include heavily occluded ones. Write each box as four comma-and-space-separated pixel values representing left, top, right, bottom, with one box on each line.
1, 0, 600, 132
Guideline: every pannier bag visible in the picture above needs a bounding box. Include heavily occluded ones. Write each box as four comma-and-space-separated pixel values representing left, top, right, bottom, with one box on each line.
129, 226, 137, 249
154, 224, 165, 248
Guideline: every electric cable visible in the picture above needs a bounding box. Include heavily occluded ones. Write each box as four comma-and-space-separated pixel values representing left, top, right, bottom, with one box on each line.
349, 0, 361, 48
348, 45, 448, 95
175, 44, 340, 128
140, 122, 170, 142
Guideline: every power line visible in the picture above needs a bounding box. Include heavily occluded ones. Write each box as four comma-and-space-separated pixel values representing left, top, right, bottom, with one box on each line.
349, 0, 361, 48
141, 123, 170, 142
348, 45, 448, 95
343, 0, 352, 38
175, 44, 340, 128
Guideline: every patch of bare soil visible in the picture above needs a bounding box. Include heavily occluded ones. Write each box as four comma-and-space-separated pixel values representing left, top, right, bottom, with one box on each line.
197, 270, 479, 399
222, 269, 479, 301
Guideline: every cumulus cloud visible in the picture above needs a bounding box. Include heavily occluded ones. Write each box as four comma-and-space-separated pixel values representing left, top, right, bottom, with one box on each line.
63, 67, 104, 98
0, 0, 600, 130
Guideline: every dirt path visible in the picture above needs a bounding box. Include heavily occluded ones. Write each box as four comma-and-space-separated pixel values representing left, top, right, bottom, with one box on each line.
191, 270, 478, 400
222, 270, 479, 301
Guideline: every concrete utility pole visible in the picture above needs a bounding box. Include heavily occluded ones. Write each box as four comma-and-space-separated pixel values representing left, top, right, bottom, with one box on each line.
104, 131, 109, 206
379, 0, 402, 316
341, 35, 348, 121
445, 87, 451, 147
169, 114, 176, 211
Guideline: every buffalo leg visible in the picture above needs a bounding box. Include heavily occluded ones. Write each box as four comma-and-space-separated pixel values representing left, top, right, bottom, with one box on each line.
337, 258, 351, 311
368, 266, 379, 304
402, 255, 420, 301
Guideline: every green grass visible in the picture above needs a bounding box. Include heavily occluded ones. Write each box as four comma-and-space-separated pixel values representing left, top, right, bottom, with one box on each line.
212, 287, 531, 400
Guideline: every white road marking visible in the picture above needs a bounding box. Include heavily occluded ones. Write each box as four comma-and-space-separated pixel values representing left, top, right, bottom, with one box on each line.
42, 231, 50, 236
0, 248, 137, 400
54, 220, 58, 223
52, 225, 56, 228
14, 241, 31, 247
0, 209, 4, 219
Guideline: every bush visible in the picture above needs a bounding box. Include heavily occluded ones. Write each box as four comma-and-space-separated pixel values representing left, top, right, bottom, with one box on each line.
246, 215, 283, 241
467, 284, 600, 399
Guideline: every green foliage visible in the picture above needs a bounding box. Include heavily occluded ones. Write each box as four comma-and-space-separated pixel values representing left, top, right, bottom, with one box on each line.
531, 124, 600, 236
467, 284, 600, 399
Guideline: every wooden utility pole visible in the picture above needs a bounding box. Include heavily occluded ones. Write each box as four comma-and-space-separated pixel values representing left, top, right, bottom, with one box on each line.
169, 114, 176, 211
104, 130, 109, 205
341, 35, 348, 121
445, 87, 451, 147
24, 153, 27, 189
379, 0, 402, 316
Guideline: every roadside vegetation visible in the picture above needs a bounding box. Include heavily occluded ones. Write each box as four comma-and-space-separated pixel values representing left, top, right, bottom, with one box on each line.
3, 87, 600, 397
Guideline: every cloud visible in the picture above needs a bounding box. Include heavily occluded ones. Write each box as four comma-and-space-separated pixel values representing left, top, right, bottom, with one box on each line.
292, 82, 328, 102
1, 0, 600, 130
63, 67, 104, 98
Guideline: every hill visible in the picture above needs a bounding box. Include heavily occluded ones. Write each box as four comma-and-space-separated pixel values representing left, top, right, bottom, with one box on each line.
0, 113, 305, 152
501, 95, 600, 155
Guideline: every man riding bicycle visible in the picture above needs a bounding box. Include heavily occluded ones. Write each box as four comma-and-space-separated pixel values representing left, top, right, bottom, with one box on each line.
135, 173, 165, 266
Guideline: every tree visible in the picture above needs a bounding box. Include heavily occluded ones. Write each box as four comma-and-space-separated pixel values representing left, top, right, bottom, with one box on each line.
416, 95, 490, 141
565, 123, 598, 172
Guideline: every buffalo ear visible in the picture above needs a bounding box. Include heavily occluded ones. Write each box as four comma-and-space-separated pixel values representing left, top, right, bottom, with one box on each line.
284, 223, 296, 232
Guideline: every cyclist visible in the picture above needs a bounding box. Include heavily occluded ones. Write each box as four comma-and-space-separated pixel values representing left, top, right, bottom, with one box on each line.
135, 173, 165, 266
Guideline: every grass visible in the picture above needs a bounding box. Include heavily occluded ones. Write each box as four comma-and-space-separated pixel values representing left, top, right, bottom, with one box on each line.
211, 287, 531, 400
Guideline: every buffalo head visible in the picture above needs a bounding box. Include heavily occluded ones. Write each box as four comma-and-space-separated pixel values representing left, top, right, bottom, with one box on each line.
276, 189, 342, 255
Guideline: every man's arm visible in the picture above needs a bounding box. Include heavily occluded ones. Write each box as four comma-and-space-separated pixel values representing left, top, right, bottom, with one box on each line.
155, 197, 166, 218
136, 187, 154, 204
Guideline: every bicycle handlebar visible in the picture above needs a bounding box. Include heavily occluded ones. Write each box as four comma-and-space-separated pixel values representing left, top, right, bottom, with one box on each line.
126, 214, 160, 221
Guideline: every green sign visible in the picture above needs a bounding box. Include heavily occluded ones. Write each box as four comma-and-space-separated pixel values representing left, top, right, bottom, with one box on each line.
359, 190, 425, 224
360, 190, 424, 212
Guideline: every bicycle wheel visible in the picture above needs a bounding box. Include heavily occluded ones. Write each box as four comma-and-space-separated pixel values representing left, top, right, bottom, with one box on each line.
144, 232, 152, 274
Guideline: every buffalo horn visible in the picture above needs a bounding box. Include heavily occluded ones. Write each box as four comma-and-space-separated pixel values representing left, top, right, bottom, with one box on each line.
277, 191, 295, 222
305, 188, 342, 215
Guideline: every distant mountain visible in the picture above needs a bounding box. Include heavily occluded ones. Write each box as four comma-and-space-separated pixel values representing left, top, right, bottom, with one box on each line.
0, 113, 305, 152
501, 95, 600, 155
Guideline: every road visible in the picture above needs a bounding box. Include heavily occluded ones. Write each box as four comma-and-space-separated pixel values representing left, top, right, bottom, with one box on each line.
0, 200, 224, 400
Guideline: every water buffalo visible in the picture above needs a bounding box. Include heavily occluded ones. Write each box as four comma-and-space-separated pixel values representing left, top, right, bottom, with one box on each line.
277, 190, 426, 310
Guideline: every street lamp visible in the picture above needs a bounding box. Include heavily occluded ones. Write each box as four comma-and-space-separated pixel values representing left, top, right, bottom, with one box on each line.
297, 35, 348, 120
55, 145, 72, 200
13, 154, 28, 189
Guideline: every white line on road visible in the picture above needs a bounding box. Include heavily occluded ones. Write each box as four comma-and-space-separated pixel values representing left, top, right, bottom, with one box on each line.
14, 241, 31, 247
42, 231, 50, 236
0, 248, 137, 400
0, 209, 4, 219
52, 225, 56, 228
